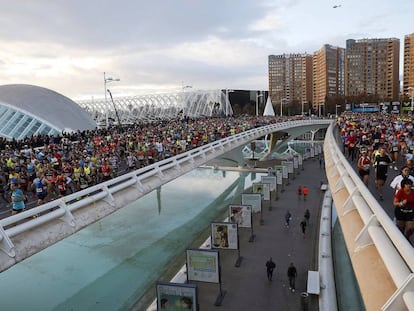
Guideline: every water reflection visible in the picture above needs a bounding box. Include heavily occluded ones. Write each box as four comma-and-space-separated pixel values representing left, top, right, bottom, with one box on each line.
0, 168, 266, 311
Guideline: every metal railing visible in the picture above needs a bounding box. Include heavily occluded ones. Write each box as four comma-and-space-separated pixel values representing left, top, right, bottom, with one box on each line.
324, 123, 414, 311
0, 120, 331, 268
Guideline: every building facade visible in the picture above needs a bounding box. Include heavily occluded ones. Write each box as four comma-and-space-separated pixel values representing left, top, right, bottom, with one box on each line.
403, 33, 414, 95
313, 44, 345, 113
268, 54, 313, 115
345, 38, 400, 101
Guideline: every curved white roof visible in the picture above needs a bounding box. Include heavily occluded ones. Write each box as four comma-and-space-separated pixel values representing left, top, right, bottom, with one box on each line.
0, 84, 96, 139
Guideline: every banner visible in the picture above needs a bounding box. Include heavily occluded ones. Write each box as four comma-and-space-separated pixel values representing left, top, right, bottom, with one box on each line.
241, 193, 262, 213
229, 204, 252, 228
156, 282, 198, 311
186, 249, 219, 283
253, 182, 270, 200
211, 222, 239, 250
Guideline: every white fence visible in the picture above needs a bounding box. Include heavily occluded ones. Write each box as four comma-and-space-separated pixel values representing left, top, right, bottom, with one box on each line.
324, 123, 414, 311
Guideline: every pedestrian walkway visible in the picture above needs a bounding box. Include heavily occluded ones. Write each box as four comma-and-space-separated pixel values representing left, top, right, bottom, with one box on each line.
173, 158, 326, 311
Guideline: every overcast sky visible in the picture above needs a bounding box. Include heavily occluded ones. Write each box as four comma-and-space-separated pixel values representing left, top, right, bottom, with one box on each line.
0, 0, 412, 100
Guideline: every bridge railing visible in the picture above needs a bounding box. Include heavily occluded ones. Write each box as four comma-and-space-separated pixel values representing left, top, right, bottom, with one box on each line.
0, 119, 330, 262
324, 123, 414, 311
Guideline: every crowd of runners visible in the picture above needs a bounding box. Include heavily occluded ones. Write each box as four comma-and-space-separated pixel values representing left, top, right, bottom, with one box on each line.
339, 112, 414, 242
0, 116, 282, 214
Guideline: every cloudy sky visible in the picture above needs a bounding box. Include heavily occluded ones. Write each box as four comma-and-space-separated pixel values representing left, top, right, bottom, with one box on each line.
0, 0, 412, 100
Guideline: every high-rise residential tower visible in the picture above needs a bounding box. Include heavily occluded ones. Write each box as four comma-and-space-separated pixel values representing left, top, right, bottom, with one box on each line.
268, 53, 313, 115
313, 44, 345, 113
403, 33, 414, 95
345, 38, 400, 101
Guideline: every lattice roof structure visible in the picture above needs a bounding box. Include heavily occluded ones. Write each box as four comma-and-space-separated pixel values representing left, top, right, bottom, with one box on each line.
77, 89, 233, 126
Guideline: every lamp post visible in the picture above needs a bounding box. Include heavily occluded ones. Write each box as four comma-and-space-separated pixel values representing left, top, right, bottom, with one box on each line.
318, 103, 325, 118
280, 98, 287, 117
256, 92, 263, 116
104, 72, 120, 128
408, 87, 414, 114
335, 104, 341, 118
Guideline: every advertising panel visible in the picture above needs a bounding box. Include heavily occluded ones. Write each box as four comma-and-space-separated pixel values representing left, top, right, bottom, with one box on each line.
253, 182, 270, 200
229, 204, 252, 228
261, 175, 277, 191
186, 249, 219, 283
156, 282, 198, 311
241, 193, 262, 213
211, 222, 239, 250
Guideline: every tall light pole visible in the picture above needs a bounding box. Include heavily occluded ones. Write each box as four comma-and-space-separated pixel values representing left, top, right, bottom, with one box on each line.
280, 98, 287, 117
408, 87, 414, 114
318, 103, 325, 118
256, 92, 263, 116
104, 72, 120, 128
335, 104, 341, 118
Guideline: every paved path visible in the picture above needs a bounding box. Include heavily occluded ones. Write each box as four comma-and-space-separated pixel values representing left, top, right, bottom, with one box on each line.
193, 157, 327, 311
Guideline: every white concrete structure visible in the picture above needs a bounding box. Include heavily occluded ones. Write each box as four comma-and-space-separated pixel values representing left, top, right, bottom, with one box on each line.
77, 89, 234, 125
0, 84, 96, 139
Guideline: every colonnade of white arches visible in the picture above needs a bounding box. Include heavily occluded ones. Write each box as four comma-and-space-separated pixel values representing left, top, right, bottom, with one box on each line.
77, 89, 233, 125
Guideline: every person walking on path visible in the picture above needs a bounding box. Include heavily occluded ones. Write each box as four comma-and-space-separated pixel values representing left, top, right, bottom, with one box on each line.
300, 219, 307, 236
304, 209, 310, 225
265, 257, 276, 281
297, 185, 302, 200
302, 186, 308, 201
287, 263, 297, 292
285, 210, 292, 227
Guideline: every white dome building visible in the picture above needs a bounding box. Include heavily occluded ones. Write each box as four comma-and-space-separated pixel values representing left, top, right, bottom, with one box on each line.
0, 84, 96, 140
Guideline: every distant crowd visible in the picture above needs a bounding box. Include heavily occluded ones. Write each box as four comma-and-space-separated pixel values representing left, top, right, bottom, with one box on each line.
1, 115, 282, 211
338, 112, 414, 242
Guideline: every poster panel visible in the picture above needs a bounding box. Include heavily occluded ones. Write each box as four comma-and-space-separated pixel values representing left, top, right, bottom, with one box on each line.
310, 147, 315, 158
298, 154, 303, 166
282, 160, 294, 174
229, 204, 252, 228
211, 222, 239, 250
293, 155, 299, 169
186, 249, 219, 283
253, 182, 270, 201
273, 166, 284, 184
279, 163, 289, 179
156, 282, 198, 311
261, 175, 277, 191
241, 193, 262, 213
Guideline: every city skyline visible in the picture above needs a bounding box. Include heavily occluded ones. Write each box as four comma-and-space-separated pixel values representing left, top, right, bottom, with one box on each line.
0, 0, 412, 100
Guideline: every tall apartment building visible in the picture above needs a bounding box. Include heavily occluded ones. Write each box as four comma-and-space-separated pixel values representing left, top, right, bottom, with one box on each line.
268, 53, 313, 115
403, 33, 414, 95
313, 44, 345, 111
345, 38, 400, 101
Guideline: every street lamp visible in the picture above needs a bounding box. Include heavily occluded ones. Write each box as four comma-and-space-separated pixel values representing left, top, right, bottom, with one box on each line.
408, 87, 414, 114
318, 103, 325, 118
280, 98, 287, 117
256, 92, 263, 116
335, 104, 341, 118
104, 72, 120, 128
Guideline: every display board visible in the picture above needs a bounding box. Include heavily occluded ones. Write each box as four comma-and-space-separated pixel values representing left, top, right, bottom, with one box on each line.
241, 193, 262, 213
229, 204, 252, 228
156, 282, 198, 311
186, 249, 220, 283
211, 222, 239, 250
